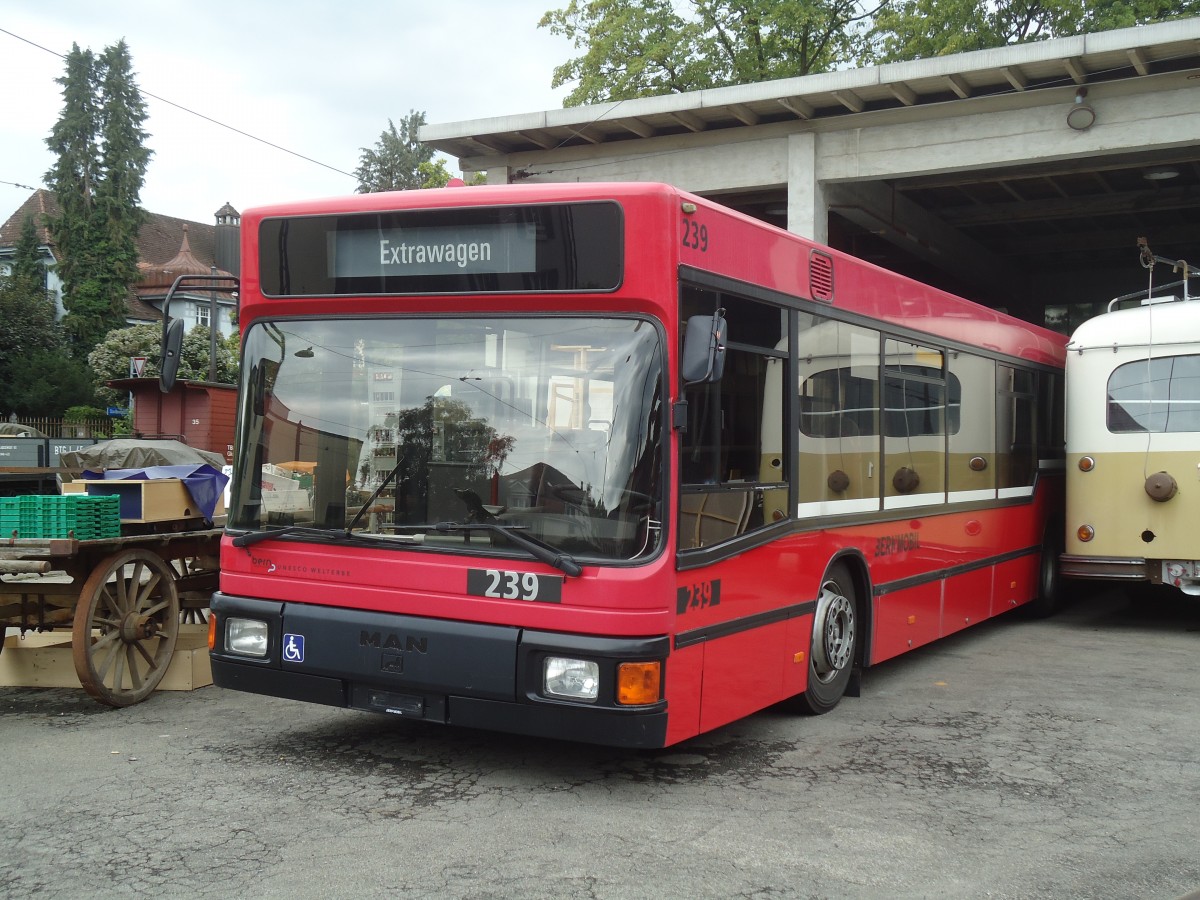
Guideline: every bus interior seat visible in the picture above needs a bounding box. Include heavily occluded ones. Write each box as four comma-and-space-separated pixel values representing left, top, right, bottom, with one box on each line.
679, 490, 753, 549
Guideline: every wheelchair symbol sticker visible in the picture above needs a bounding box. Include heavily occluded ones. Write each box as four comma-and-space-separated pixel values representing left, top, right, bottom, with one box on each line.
282, 633, 305, 663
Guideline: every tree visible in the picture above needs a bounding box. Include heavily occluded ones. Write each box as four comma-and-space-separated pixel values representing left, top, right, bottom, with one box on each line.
87, 323, 237, 407
541, 0, 1200, 102
5, 351, 98, 418
355, 111, 438, 192
862, 0, 1200, 64
93, 41, 150, 309
0, 215, 94, 417
44, 39, 151, 354
539, 0, 879, 106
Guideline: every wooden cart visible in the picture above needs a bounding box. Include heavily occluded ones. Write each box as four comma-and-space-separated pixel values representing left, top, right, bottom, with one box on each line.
0, 527, 221, 707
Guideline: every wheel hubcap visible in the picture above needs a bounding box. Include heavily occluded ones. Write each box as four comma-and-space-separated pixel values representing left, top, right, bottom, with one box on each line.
813, 584, 855, 682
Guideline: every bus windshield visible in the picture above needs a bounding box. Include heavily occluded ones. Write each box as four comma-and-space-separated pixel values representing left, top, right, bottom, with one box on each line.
231, 316, 665, 563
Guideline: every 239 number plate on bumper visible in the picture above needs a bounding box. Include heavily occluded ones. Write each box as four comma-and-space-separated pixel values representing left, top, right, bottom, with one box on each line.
467, 568, 563, 603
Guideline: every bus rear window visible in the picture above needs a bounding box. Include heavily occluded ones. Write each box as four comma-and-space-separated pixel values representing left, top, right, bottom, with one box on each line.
258, 201, 623, 296
1107, 355, 1200, 433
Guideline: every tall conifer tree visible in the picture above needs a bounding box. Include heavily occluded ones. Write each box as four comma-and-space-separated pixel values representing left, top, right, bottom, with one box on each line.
44, 40, 151, 354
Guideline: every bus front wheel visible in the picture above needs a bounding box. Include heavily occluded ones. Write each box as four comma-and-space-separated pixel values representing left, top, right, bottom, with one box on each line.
795, 563, 858, 715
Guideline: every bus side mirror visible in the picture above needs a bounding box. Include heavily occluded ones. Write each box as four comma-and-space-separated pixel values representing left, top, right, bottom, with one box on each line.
681, 310, 727, 385
159, 318, 185, 393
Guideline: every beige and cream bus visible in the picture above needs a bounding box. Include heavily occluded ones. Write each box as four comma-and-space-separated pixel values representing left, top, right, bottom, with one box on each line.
1061, 271, 1200, 596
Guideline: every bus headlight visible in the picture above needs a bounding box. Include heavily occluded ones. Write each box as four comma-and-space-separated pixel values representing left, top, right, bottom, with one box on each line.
225, 618, 269, 657
543, 657, 599, 701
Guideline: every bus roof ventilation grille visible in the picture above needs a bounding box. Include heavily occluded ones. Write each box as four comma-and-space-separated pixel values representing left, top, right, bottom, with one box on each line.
810, 251, 835, 303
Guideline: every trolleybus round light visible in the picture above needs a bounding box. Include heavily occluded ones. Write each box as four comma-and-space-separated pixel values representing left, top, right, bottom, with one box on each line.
1077, 524, 1095, 542
1144, 471, 1178, 502
1078, 456, 1095, 472
892, 466, 920, 493
827, 470, 850, 493
969, 456, 988, 472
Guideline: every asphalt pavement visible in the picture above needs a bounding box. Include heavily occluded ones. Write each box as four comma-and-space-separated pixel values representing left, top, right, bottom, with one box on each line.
1, 582, 1197, 899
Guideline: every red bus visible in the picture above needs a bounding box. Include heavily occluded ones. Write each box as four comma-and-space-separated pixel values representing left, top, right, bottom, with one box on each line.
193, 181, 1067, 747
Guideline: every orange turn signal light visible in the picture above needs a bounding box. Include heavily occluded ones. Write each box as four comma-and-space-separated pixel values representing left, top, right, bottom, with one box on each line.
617, 661, 662, 705
208, 614, 217, 651
1077, 524, 1095, 542
1078, 456, 1095, 472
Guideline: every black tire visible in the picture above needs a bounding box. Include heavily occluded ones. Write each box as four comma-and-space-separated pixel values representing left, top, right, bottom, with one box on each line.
795, 562, 858, 715
1021, 520, 1064, 619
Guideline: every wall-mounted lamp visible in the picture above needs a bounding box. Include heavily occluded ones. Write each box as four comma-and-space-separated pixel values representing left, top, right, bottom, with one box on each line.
1143, 166, 1180, 181
1066, 88, 1095, 131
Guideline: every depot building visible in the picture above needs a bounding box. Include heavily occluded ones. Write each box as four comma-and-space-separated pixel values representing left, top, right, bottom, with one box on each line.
422, 18, 1200, 333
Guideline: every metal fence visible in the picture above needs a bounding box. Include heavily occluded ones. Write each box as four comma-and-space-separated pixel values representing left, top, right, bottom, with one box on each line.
11, 418, 115, 439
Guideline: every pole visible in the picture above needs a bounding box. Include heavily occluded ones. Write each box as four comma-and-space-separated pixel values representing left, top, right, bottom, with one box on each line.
209, 265, 218, 382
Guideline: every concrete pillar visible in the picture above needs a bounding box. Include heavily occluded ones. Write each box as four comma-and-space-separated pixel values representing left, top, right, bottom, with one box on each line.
787, 133, 827, 244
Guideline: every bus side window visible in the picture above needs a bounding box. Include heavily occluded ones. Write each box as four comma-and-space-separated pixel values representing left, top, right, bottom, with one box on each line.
678, 288, 786, 550
796, 318, 881, 510
948, 352, 995, 499
998, 365, 1036, 489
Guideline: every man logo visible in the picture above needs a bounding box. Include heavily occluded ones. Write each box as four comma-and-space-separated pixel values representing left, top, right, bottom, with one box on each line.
359, 631, 428, 653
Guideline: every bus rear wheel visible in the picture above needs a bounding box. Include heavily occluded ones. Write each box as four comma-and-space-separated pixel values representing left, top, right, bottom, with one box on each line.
795, 563, 858, 715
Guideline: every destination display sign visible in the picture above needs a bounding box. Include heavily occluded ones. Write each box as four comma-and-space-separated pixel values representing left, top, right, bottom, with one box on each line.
258, 201, 622, 297
330, 222, 537, 278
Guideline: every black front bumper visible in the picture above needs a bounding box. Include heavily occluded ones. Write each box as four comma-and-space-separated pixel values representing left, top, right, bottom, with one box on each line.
209, 592, 669, 748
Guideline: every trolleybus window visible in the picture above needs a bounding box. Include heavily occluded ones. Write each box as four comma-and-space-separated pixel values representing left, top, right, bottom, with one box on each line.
1107, 355, 1200, 433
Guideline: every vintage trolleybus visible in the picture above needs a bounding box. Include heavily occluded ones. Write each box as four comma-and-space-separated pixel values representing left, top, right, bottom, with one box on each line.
1061, 248, 1200, 595
182, 182, 1067, 747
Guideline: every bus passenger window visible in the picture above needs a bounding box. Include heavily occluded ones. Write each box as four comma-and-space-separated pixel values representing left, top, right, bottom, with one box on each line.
883, 339, 947, 506
796, 317, 880, 514
948, 352, 995, 501
998, 365, 1036, 490
679, 287, 786, 550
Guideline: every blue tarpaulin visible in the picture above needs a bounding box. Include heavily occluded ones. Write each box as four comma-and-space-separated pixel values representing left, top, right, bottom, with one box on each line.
81, 464, 230, 522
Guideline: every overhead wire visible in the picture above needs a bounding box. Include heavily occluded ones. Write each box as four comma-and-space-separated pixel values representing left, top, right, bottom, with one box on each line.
0, 25, 357, 191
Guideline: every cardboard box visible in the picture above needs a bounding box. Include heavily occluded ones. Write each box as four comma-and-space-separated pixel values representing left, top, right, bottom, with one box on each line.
0, 625, 212, 691
63, 478, 225, 523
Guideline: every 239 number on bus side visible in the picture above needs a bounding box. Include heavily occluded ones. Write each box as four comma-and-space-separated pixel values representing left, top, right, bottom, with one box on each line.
467, 568, 563, 603
681, 218, 709, 252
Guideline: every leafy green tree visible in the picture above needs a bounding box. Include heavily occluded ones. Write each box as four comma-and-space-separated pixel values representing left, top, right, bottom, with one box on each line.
44, 39, 151, 354
862, 0, 1200, 63
417, 158, 487, 188
355, 111, 438, 192
542, 0, 1200, 101
4, 350, 97, 418
87, 323, 237, 407
539, 0, 877, 106
0, 215, 94, 416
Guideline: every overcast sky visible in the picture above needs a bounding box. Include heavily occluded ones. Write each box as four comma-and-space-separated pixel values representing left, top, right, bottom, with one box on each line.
1, 1, 573, 226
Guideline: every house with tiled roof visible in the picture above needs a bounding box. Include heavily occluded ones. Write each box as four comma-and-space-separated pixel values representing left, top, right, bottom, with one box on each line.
0, 190, 240, 337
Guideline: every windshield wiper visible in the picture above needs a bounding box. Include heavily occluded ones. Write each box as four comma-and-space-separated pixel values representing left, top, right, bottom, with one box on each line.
231, 525, 362, 549
345, 454, 405, 534
433, 521, 583, 577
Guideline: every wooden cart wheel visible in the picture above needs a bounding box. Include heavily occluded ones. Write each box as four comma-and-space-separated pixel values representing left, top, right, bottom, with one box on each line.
168, 554, 216, 624
72, 549, 180, 708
